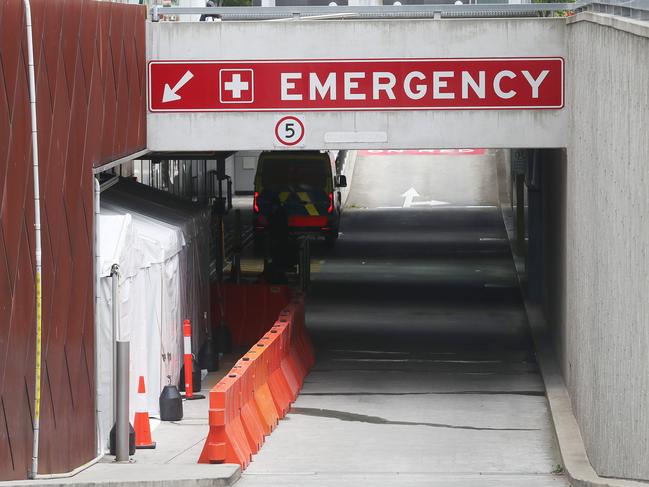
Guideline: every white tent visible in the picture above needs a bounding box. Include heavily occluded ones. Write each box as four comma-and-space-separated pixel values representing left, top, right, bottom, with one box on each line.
96, 180, 210, 450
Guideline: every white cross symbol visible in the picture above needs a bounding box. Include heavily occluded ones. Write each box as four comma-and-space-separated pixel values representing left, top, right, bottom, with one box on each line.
223, 74, 249, 99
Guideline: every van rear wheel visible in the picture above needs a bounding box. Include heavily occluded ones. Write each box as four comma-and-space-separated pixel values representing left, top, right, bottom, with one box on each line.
253, 234, 266, 254
324, 230, 339, 247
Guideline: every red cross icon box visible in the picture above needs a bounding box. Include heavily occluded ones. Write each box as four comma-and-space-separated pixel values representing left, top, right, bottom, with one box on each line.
219, 69, 254, 103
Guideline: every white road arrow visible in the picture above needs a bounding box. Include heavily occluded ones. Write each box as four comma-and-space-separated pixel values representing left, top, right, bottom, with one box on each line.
411, 199, 450, 207
162, 70, 194, 103
401, 187, 420, 208
401, 187, 449, 208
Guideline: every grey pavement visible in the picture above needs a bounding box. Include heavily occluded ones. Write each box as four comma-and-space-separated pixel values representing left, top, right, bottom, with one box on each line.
9, 359, 243, 487
131, 352, 239, 467
237, 150, 568, 486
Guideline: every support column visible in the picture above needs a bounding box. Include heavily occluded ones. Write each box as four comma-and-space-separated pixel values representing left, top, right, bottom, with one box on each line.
115, 341, 130, 462
526, 150, 544, 303
298, 238, 311, 291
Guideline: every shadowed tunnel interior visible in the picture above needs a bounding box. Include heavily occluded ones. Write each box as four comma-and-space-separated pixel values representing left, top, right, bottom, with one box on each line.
237, 151, 564, 486
308, 208, 530, 357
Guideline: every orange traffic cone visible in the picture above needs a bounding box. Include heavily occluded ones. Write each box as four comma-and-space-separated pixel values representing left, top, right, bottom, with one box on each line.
134, 376, 156, 449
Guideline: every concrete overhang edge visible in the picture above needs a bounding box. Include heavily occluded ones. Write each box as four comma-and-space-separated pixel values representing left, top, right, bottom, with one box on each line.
567, 11, 649, 38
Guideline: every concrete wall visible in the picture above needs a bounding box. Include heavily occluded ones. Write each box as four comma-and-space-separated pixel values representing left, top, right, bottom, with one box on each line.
542, 13, 649, 481
147, 18, 567, 151
234, 151, 261, 194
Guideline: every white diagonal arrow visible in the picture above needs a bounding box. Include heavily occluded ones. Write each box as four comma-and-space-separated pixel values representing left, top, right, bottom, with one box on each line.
162, 70, 194, 103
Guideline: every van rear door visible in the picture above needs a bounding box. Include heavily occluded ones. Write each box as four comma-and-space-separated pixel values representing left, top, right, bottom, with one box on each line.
257, 153, 332, 227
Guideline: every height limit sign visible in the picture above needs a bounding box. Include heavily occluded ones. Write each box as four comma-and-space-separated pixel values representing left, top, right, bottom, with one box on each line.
275, 116, 304, 147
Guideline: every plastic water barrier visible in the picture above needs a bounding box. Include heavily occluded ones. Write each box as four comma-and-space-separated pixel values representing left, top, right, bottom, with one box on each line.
198, 296, 314, 468
212, 282, 292, 348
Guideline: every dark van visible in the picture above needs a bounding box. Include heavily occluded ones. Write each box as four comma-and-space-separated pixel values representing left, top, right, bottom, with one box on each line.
253, 151, 346, 245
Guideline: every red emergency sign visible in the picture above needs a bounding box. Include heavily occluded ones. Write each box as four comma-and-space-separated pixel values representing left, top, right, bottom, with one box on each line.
148, 58, 564, 112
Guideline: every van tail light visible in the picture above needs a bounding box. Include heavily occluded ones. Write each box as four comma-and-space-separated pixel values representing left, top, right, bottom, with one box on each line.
328, 192, 334, 214
253, 191, 260, 213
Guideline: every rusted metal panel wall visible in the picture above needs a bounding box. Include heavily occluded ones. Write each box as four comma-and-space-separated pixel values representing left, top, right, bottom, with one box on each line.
0, 0, 146, 480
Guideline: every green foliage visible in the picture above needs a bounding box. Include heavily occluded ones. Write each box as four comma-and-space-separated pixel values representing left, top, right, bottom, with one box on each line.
551, 464, 565, 474
219, 0, 252, 5
531, 0, 576, 16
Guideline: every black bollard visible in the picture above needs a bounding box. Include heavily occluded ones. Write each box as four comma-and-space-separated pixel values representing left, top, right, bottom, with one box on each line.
109, 423, 135, 456
159, 385, 183, 421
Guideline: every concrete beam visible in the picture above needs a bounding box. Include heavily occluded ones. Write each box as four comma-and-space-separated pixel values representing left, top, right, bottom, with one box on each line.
146, 18, 568, 151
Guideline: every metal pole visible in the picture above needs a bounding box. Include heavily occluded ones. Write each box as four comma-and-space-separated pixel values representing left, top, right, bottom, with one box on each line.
115, 341, 130, 462
111, 265, 120, 425
305, 239, 311, 287
216, 215, 224, 281
299, 238, 310, 291
298, 240, 304, 290
515, 174, 526, 256
262, 233, 270, 273
93, 178, 102, 454
215, 160, 226, 281
232, 209, 242, 283
23, 0, 42, 477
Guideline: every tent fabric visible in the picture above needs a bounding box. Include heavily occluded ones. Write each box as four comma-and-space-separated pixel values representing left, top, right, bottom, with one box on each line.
97, 180, 211, 450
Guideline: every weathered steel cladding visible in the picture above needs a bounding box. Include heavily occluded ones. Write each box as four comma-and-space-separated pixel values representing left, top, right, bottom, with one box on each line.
0, 0, 146, 479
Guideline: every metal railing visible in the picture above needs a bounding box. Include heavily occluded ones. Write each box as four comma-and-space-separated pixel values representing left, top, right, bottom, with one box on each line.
151, 0, 649, 21
152, 3, 578, 21
584, 0, 649, 19
151, 0, 649, 22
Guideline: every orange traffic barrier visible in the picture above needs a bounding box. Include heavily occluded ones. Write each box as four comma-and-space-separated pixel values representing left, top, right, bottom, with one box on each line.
211, 283, 291, 347
199, 296, 314, 468
265, 330, 293, 417
236, 359, 265, 454
134, 376, 156, 449
199, 373, 251, 467
275, 323, 299, 399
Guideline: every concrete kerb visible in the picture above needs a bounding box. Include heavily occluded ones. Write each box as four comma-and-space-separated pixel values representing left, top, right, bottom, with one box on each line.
1, 464, 241, 487
494, 153, 649, 487
522, 305, 649, 487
